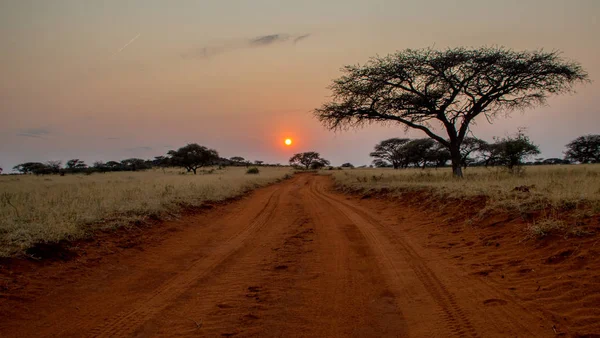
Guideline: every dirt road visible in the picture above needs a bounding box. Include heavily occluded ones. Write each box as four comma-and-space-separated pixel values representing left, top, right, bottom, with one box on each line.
0, 174, 567, 337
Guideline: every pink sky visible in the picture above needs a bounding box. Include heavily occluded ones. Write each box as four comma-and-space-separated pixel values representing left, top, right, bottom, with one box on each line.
1, 0, 598, 170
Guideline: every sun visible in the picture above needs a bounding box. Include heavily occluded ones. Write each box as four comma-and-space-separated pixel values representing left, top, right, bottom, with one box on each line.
284, 138, 292, 146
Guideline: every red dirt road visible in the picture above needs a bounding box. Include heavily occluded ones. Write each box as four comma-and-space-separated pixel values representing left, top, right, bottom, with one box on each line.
1, 174, 598, 337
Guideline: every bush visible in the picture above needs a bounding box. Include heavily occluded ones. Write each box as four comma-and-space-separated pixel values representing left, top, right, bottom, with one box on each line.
246, 167, 260, 174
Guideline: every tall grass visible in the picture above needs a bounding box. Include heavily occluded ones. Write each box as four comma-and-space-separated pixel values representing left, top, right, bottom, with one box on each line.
0, 167, 292, 257
327, 165, 600, 213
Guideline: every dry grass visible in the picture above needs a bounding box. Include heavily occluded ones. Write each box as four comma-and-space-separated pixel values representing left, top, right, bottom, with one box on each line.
327, 165, 600, 209
327, 165, 600, 237
0, 167, 292, 257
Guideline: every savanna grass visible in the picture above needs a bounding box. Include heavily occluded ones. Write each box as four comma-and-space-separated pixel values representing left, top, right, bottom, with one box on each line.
0, 167, 292, 257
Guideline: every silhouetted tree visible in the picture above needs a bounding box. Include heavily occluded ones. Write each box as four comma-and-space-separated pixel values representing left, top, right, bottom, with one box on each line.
564, 134, 600, 164
13, 162, 48, 175
46, 160, 62, 174
314, 47, 589, 177
369, 138, 411, 169
491, 130, 540, 172
254, 160, 264, 166
230, 156, 245, 165
459, 138, 488, 169
105, 161, 122, 171
289, 152, 330, 169
66, 159, 87, 169
427, 143, 452, 168
372, 159, 391, 168
167, 143, 219, 174
121, 158, 150, 171
341, 162, 354, 168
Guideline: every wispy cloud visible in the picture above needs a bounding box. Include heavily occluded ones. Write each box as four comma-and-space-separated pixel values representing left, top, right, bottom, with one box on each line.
182, 33, 311, 59
293, 34, 311, 44
16, 128, 51, 139
112, 33, 141, 57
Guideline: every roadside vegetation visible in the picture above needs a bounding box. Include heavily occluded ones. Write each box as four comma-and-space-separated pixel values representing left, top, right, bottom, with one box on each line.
0, 166, 292, 257
327, 164, 600, 239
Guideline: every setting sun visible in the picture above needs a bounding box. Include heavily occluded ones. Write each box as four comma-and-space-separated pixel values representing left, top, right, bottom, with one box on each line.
284, 138, 292, 146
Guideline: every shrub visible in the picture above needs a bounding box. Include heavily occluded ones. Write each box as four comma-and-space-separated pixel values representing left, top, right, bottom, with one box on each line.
246, 167, 260, 174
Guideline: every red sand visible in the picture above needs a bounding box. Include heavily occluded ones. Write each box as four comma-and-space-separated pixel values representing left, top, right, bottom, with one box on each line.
1, 174, 598, 337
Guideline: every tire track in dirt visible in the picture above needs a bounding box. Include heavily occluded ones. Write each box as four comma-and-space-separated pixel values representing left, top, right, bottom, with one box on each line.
309, 180, 478, 337
300, 177, 408, 337
310, 175, 551, 337
85, 187, 284, 337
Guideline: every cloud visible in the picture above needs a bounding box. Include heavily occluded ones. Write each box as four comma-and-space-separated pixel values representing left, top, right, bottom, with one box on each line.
16, 128, 51, 139
249, 34, 289, 46
182, 33, 310, 59
293, 34, 311, 44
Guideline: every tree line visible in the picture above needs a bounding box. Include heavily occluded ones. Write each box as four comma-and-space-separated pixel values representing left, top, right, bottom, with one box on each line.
7, 144, 273, 175
369, 132, 598, 171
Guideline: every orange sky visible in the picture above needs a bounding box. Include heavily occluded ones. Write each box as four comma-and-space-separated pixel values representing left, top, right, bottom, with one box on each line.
1, 0, 598, 170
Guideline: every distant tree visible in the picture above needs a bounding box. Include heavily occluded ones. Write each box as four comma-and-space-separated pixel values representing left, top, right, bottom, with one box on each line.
543, 158, 569, 165
289, 152, 330, 169
153, 156, 169, 167
0, 167, 3, 174
314, 47, 589, 177
105, 161, 122, 171
93, 161, 108, 173
372, 159, 391, 168
230, 156, 245, 165
459, 138, 488, 169
167, 143, 219, 174
13, 162, 49, 175
45, 160, 62, 174
340, 162, 354, 168
564, 134, 600, 164
369, 138, 411, 169
66, 159, 87, 170
492, 130, 541, 172
403, 138, 436, 168
254, 160, 264, 166
121, 158, 150, 171
427, 143, 452, 168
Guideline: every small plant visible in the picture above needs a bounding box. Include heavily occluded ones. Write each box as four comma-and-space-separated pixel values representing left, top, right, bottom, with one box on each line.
527, 218, 566, 238
246, 167, 260, 174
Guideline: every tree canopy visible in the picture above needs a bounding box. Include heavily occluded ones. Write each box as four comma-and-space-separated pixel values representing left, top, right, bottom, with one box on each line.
314, 47, 589, 177
482, 131, 540, 171
369, 138, 410, 169
564, 134, 600, 164
289, 152, 330, 169
167, 143, 219, 174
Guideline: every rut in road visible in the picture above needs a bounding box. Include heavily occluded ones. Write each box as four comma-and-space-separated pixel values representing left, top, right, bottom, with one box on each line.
0, 174, 552, 337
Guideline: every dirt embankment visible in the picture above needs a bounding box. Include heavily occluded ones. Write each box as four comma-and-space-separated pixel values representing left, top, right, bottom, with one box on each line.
1, 174, 598, 337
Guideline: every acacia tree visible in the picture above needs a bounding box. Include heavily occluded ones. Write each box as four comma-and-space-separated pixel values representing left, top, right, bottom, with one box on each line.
564, 134, 600, 163
230, 156, 245, 165
483, 131, 540, 171
314, 47, 589, 177
167, 143, 219, 174
459, 137, 488, 168
289, 152, 330, 169
369, 138, 410, 169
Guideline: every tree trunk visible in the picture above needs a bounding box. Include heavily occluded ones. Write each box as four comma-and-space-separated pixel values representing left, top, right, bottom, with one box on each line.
192, 168, 197, 174
450, 145, 463, 178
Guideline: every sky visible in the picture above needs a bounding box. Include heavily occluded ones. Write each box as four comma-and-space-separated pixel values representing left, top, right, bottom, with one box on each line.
1, 0, 598, 171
